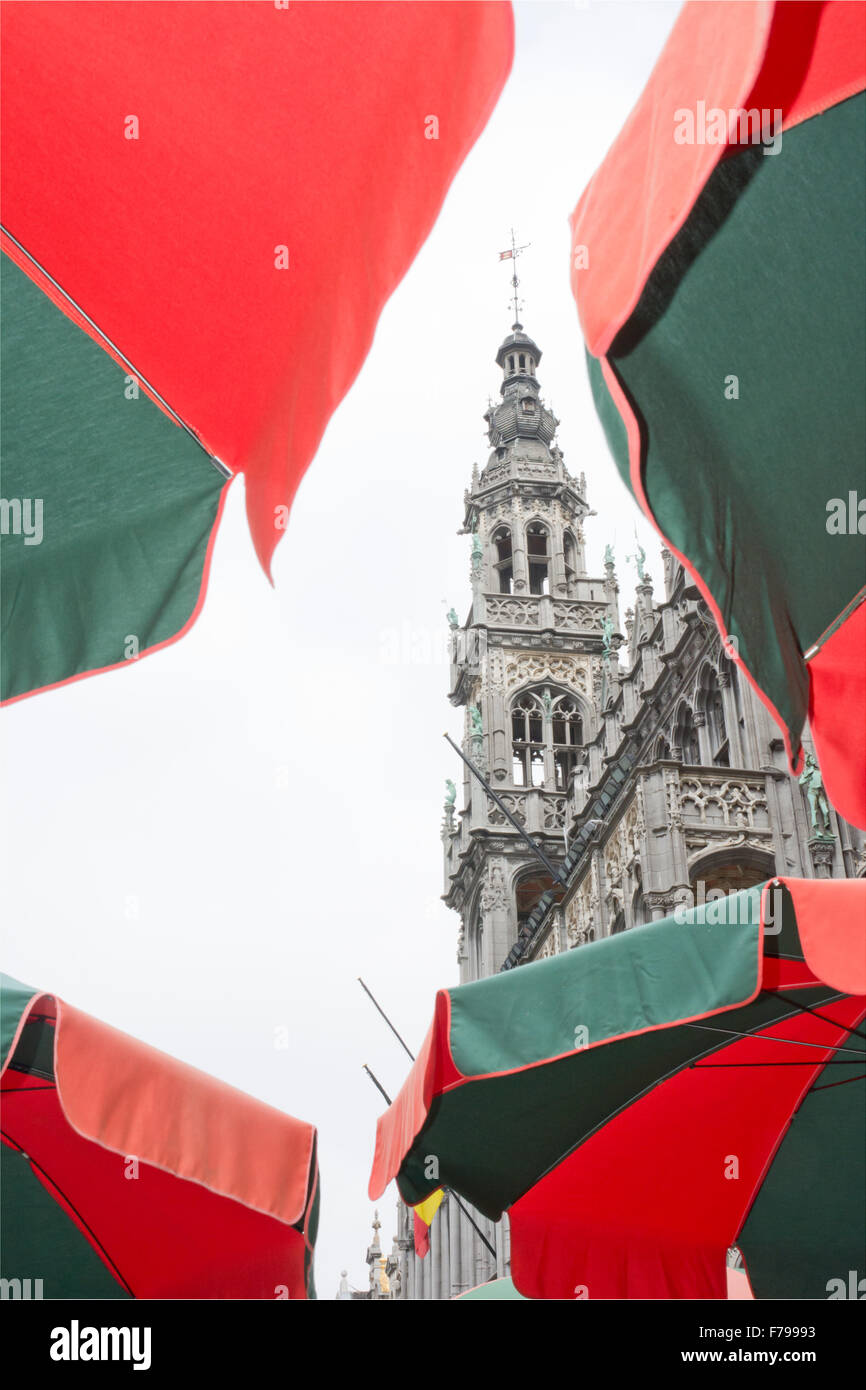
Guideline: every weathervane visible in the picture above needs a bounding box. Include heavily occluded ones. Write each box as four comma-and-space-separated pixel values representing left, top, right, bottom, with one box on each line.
499, 227, 530, 326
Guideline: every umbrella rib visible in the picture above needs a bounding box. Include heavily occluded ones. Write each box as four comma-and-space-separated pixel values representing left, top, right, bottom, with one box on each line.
682, 1022, 863, 1055
0, 1128, 135, 1297
692, 1059, 865, 1067
763, 989, 866, 1042
517, 992, 845, 1201
0, 224, 232, 480
0, 1084, 56, 1091
810, 1072, 866, 1092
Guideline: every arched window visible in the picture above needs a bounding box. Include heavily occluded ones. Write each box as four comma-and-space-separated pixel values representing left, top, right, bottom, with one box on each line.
508, 355, 515, 373
727, 658, 745, 737
518, 353, 526, 370
527, 522, 549, 595
675, 704, 700, 764
563, 530, 577, 595
701, 666, 729, 767
656, 734, 671, 761
515, 870, 563, 931
492, 526, 513, 594
511, 687, 585, 789
552, 694, 583, 790
689, 855, 775, 900
512, 693, 545, 786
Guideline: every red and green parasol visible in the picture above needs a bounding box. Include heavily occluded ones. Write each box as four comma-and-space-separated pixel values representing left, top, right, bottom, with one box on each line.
569, 0, 866, 828
0, 0, 513, 703
1, 973, 319, 1299
369, 879, 866, 1299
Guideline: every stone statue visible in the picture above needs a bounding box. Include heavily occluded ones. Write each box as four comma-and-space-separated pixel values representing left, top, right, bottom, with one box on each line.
799, 752, 832, 836
627, 541, 647, 582
444, 779, 456, 806
541, 687, 553, 718
604, 543, 615, 568
471, 534, 483, 574
470, 704, 483, 737
446, 608, 459, 628
601, 615, 614, 656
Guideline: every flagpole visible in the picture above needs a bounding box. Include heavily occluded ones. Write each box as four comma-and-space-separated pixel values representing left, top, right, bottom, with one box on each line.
358, 977, 414, 1061
444, 731, 568, 886
361, 1063, 393, 1107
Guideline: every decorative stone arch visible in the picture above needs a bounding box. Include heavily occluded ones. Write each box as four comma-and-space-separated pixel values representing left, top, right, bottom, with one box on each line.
563, 527, 580, 597
461, 881, 485, 980
490, 523, 513, 594
509, 681, 591, 790
511, 862, 564, 933
525, 518, 551, 595
510, 679, 593, 737
687, 846, 777, 899
654, 732, 672, 761
672, 699, 700, 765
696, 660, 730, 767
632, 884, 650, 928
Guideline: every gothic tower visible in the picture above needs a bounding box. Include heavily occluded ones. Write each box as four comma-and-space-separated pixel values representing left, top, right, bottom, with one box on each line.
443, 322, 617, 980
399, 308, 863, 1303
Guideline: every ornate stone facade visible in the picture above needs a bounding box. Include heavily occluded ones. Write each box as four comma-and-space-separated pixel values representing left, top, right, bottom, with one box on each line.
393, 318, 866, 1302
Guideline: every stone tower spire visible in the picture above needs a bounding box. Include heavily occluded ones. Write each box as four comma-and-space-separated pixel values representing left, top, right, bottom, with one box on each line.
443, 321, 619, 981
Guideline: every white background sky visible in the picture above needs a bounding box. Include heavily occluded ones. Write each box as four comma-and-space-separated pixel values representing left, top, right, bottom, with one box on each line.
3, 0, 681, 1298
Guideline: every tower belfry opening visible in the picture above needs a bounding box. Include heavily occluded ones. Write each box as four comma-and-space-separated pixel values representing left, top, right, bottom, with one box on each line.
445, 310, 604, 981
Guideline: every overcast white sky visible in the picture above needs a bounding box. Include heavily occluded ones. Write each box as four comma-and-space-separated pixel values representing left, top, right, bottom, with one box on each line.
2, 0, 681, 1298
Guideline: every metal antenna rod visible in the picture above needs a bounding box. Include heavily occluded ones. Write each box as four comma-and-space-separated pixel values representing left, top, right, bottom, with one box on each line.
507, 226, 530, 325
362, 1063, 393, 1107
360, 1032, 499, 1263
444, 732, 568, 886
358, 978, 414, 1062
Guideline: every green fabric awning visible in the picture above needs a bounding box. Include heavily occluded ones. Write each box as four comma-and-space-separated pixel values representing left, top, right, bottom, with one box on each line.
570, 0, 866, 829
369, 879, 865, 1299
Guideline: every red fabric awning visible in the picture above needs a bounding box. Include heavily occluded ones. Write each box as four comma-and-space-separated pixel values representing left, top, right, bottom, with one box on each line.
2, 986, 319, 1299
2, 0, 513, 577
571, 0, 865, 355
